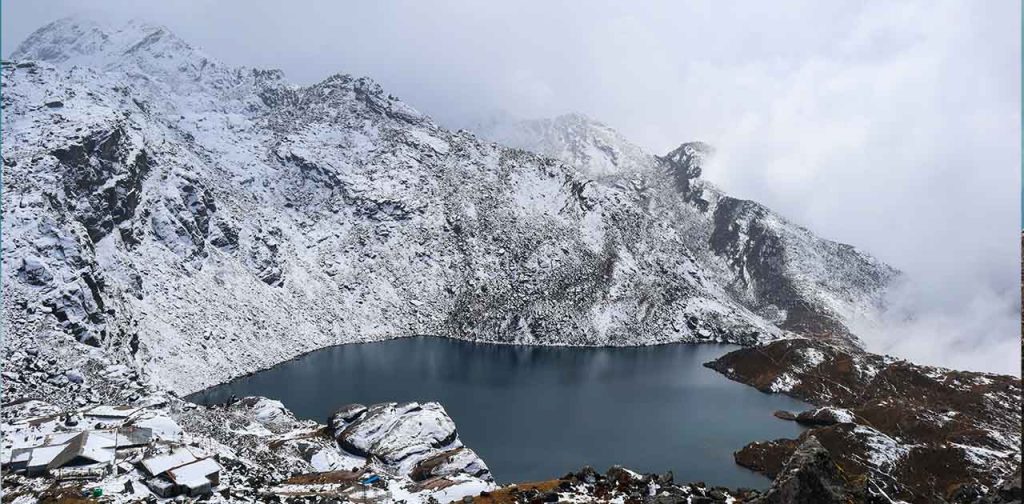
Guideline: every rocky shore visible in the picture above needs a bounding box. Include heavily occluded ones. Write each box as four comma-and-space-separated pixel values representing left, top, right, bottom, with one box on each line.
707, 338, 1022, 503
4, 334, 1020, 503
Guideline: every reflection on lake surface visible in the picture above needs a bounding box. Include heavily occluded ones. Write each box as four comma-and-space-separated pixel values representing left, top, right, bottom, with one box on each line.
188, 337, 807, 486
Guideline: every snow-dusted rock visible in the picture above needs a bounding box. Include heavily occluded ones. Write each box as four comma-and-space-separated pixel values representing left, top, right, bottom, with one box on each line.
715, 338, 1022, 503
64, 369, 84, 384
410, 446, 491, 481
748, 437, 856, 504
329, 403, 368, 428
330, 401, 491, 480
795, 407, 856, 426
236, 397, 295, 432
477, 114, 898, 340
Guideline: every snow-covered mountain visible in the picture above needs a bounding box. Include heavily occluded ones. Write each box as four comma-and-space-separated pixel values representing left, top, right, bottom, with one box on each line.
474, 114, 899, 339
2, 18, 896, 394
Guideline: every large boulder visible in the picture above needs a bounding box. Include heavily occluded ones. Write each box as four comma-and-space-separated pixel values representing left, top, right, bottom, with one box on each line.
750, 436, 859, 504
329, 401, 490, 479
409, 446, 491, 481
795, 407, 856, 426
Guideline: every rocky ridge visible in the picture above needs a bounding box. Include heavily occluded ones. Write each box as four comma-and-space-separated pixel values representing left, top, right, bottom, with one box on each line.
707, 338, 1022, 503
475, 114, 898, 340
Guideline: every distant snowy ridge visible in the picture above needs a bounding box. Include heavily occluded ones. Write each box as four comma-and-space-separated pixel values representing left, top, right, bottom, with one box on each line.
475, 114, 898, 339
2, 17, 895, 395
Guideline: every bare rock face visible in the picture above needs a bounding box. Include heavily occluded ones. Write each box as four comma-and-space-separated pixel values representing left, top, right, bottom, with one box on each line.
750, 437, 858, 504
658, 141, 713, 199
328, 401, 491, 481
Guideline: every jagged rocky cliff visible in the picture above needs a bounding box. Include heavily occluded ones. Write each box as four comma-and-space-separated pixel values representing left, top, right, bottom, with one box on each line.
475, 114, 899, 339
3, 18, 895, 395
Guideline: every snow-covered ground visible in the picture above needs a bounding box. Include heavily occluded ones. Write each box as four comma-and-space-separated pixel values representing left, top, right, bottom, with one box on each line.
1, 389, 495, 503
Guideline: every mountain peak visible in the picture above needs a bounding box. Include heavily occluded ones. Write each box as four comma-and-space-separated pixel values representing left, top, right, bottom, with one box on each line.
660, 141, 714, 178
10, 16, 229, 97
658, 142, 714, 196
9, 16, 108, 63
11, 16, 203, 67
471, 112, 653, 176
9, 16, 249, 114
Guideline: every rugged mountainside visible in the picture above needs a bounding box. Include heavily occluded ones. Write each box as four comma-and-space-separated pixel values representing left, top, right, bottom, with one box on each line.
707, 339, 1022, 503
3, 18, 895, 395
475, 114, 898, 339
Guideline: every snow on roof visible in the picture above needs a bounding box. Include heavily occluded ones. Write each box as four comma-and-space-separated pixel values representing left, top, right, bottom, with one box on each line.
167, 457, 220, 487
27, 444, 67, 468
83, 405, 141, 418
47, 432, 115, 469
141, 448, 197, 476
95, 426, 154, 446
75, 432, 116, 464
11, 447, 33, 463
42, 431, 81, 446
133, 414, 181, 442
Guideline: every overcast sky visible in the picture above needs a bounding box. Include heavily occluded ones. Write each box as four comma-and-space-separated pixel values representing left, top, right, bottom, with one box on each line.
3, 1, 1020, 374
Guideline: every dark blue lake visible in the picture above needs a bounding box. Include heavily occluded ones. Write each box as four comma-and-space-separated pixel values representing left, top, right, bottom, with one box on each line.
187, 337, 807, 487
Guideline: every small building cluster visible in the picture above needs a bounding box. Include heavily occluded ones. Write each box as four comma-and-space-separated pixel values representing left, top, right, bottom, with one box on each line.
2, 402, 221, 499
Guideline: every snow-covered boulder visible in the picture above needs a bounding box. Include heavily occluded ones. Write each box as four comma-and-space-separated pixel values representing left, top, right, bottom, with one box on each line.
232, 397, 297, 434
330, 401, 490, 479
410, 446, 491, 482
329, 403, 368, 429
795, 407, 856, 426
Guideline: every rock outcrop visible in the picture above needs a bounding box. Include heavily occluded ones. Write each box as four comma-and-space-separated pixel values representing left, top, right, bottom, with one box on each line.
329, 401, 491, 481
749, 437, 859, 504
708, 338, 1022, 503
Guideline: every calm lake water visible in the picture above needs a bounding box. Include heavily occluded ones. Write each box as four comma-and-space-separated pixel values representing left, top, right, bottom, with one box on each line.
187, 337, 807, 487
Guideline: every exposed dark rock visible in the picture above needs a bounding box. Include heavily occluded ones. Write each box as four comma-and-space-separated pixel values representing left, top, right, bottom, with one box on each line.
710, 338, 1022, 504
734, 438, 799, 479
749, 437, 859, 504
773, 410, 797, 421
657, 141, 712, 200
977, 467, 1022, 504
51, 126, 151, 243
209, 219, 239, 251
329, 403, 368, 427
410, 447, 491, 481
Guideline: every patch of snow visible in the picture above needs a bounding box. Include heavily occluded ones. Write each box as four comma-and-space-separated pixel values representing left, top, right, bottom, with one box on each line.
769, 373, 800, 393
